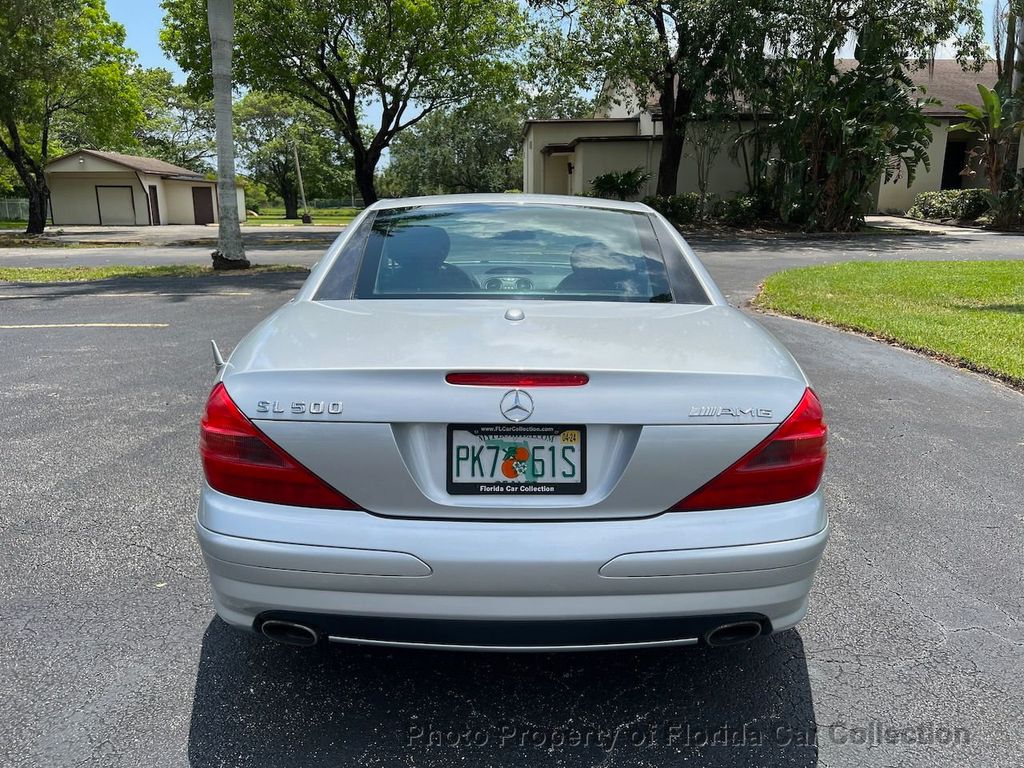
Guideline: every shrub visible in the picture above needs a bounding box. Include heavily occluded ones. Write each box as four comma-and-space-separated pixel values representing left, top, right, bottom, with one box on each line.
641, 193, 701, 224
907, 189, 991, 221
590, 166, 651, 200
719, 194, 759, 226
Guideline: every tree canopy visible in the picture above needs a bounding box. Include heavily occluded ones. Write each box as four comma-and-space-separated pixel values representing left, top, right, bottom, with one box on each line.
161, 0, 528, 204
129, 67, 215, 173
379, 99, 523, 197
234, 92, 353, 217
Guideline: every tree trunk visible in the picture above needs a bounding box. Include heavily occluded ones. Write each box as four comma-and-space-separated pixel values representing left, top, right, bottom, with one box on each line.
283, 190, 299, 219
25, 180, 47, 235
657, 128, 686, 197
354, 158, 378, 205
655, 81, 692, 198
207, 0, 248, 268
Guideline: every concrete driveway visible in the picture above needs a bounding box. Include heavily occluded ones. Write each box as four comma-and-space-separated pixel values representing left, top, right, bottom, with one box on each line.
1, 230, 1021, 768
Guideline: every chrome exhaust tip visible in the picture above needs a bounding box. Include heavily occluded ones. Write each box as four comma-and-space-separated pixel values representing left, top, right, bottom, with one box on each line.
260, 619, 320, 647
704, 620, 763, 647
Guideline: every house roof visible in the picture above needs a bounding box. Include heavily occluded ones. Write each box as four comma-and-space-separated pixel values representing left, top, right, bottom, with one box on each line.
524, 117, 639, 124
893, 59, 999, 115
522, 116, 638, 137
47, 149, 206, 178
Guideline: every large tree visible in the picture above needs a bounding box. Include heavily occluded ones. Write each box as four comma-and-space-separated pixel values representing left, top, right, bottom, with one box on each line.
161, 0, 527, 205
379, 100, 523, 197
234, 92, 352, 218
536, 0, 765, 197
129, 68, 215, 173
0, 0, 140, 234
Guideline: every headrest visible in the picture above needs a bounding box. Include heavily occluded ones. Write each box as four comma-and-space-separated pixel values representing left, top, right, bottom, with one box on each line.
385, 225, 451, 270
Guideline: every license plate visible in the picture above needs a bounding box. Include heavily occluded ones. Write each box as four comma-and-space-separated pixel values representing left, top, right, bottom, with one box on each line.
447, 424, 586, 495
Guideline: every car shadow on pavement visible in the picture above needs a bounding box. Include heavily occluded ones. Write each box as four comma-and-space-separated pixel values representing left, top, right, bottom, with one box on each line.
188, 617, 818, 767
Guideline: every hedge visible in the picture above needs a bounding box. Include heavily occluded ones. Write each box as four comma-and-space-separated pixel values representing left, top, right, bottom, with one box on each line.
906, 189, 991, 221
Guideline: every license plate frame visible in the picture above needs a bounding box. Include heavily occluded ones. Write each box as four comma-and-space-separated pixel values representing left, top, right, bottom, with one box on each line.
446, 424, 587, 496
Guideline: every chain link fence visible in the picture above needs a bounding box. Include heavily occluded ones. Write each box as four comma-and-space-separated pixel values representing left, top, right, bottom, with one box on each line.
309, 197, 365, 210
0, 198, 29, 221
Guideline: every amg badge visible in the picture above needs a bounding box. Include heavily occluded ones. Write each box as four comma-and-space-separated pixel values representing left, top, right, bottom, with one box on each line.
689, 406, 773, 418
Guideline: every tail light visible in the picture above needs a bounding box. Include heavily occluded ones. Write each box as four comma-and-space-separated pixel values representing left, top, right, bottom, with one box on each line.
673, 388, 827, 511
199, 383, 361, 509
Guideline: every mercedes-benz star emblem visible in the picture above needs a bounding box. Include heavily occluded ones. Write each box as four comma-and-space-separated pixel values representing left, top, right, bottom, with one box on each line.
500, 389, 534, 422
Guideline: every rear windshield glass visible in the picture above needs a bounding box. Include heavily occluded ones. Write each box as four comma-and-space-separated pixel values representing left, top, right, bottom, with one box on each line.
317, 202, 708, 303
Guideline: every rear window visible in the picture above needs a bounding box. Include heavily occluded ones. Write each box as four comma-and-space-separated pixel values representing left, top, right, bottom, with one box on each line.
316, 202, 709, 304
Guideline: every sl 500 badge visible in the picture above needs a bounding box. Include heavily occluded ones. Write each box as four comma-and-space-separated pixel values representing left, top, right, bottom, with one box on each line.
256, 400, 343, 415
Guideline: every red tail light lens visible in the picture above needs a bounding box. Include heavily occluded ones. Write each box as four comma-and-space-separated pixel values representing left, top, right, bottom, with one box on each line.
446, 372, 589, 387
199, 383, 361, 509
673, 388, 827, 511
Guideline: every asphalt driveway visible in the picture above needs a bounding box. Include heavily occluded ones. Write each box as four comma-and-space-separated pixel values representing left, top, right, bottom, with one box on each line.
1, 231, 1021, 767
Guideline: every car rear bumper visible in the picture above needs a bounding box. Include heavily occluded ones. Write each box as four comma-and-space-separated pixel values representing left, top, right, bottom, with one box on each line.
196, 485, 828, 649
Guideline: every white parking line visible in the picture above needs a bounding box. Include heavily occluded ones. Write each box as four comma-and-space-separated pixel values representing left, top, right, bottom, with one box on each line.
0, 323, 169, 329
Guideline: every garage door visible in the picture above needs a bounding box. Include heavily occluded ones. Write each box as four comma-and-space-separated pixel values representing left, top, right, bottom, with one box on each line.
96, 186, 136, 225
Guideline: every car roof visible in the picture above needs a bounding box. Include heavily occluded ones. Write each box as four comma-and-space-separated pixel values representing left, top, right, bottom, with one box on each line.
369, 193, 652, 213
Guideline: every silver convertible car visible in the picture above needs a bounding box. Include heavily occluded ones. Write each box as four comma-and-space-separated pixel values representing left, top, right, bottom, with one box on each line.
197, 194, 828, 651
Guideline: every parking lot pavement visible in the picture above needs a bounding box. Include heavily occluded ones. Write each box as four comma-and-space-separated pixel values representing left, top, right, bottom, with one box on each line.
1, 241, 1022, 767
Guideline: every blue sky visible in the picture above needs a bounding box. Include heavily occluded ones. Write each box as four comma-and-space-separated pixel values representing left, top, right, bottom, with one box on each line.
108, 0, 183, 78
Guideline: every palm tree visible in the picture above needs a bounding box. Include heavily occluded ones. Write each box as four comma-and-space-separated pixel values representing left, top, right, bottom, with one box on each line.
207, 0, 248, 268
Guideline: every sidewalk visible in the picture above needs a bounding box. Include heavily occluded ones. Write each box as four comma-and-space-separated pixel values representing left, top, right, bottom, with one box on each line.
864, 213, 992, 235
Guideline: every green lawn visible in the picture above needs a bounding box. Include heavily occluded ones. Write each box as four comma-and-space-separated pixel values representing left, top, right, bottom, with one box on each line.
0, 221, 27, 230
0, 264, 308, 283
246, 207, 358, 226
755, 260, 1024, 386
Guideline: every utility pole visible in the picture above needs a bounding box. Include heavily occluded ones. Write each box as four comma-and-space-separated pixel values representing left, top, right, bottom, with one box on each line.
292, 141, 310, 223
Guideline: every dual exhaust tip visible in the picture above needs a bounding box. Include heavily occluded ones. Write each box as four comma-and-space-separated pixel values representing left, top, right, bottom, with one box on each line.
260, 619, 320, 647
703, 620, 764, 647
259, 618, 765, 649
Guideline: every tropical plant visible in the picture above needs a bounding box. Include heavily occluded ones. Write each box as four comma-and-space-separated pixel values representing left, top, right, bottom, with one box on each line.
590, 167, 651, 200
764, 63, 940, 231
727, 0, 987, 231
206, 0, 247, 267
952, 84, 1024, 204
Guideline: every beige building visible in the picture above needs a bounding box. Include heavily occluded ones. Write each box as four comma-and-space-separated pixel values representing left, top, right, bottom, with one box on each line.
45, 149, 245, 226
523, 61, 1024, 212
